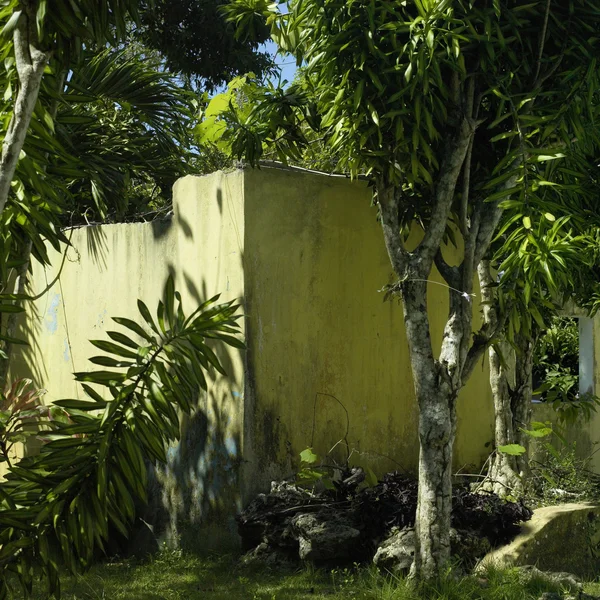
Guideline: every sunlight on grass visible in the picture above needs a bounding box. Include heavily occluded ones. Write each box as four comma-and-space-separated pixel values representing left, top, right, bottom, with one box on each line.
25, 549, 600, 600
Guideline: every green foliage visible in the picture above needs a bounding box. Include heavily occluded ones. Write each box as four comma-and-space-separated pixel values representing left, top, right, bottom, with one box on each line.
0, 45, 204, 361
497, 421, 553, 457
0, 0, 267, 368
533, 317, 580, 400
13, 553, 590, 600
497, 444, 526, 456
0, 379, 46, 465
528, 442, 600, 507
0, 0, 140, 57
0, 277, 243, 599
295, 447, 334, 489
137, 0, 274, 90
53, 48, 198, 223
532, 317, 600, 423
213, 0, 600, 352
218, 0, 600, 186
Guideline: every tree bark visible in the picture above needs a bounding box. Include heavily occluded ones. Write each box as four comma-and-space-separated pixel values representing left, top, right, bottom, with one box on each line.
478, 261, 533, 497
376, 115, 476, 581
0, 13, 50, 215
512, 333, 534, 479
401, 279, 459, 580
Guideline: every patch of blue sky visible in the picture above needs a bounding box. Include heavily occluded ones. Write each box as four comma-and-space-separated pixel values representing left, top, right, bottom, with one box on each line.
264, 39, 298, 87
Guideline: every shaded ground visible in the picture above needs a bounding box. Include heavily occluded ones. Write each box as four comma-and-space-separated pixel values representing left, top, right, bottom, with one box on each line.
22, 550, 600, 600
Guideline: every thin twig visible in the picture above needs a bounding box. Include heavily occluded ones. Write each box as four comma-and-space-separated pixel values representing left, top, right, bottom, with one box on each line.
534, 0, 552, 85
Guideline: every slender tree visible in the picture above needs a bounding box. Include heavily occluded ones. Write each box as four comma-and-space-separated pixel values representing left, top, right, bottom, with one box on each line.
480, 146, 600, 496
212, 0, 600, 579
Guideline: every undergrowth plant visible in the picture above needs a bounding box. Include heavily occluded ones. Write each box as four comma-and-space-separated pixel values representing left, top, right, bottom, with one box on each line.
0, 379, 46, 467
495, 419, 600, 506
533, 317, 600, 423
0, 276, 243, 599
528, 441, 600, 506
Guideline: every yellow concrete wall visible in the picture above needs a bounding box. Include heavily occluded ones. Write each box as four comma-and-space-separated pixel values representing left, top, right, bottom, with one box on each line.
241, 166, 494, 497
10, 166, 499, 547
10, 171, 247, 551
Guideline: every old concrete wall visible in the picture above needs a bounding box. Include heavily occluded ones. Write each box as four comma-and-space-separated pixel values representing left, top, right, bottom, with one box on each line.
10, 171, 247, 551
15, 166, 578, 548
241, 166, 495, 499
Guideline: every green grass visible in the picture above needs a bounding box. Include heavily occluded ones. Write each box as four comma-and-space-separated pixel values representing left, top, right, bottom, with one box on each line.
21, 550, 600, 600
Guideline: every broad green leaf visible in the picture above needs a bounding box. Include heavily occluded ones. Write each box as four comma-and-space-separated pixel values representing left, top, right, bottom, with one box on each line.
497, 444, 526, 456
300, 447, 318, 464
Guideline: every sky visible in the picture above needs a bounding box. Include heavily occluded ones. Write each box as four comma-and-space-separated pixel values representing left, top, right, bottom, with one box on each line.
264, 40, 298, 86
264, 3, 298, 86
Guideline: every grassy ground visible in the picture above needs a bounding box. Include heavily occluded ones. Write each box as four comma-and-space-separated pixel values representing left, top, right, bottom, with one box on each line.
20, 549, 600, 600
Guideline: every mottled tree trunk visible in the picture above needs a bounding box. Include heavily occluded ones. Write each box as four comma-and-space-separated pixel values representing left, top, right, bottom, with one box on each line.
376, 114, 478, 579
399, 280, 458, 579
479, 261, 533, 497
374, 102, 515, 579
512, 334, 535, 479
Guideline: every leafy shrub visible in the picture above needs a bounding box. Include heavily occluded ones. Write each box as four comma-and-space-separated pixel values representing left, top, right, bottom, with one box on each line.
0, 379, 46, 466
0, 277, 243, 599
528, 441, 600, 506
533, 316, 580, 402
533, 316, 600, 423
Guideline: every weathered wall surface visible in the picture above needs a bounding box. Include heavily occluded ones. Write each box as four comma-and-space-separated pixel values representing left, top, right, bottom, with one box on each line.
11, 171, 247, 551
20, 166, 600, 549
241, 167, 495, 499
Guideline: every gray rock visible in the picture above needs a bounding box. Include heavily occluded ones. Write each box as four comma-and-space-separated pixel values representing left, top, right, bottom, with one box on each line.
516, 565, 582, 593
241, 542, 296, 568
537, 593, 562, 600
373, 527, 492, 574
373, 528, 415, 573
291, 510, 361, 561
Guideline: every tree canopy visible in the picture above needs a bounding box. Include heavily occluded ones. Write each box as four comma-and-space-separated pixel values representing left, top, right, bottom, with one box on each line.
137, 0, 274, 89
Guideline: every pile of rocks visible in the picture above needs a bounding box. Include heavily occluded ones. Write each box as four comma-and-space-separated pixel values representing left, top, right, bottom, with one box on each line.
237, 471, 532, 571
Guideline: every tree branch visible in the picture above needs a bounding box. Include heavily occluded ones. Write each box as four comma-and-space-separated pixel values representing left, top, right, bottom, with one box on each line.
434, 250, 460, 290
459, 137, 473, 237
462, 260, 508, 385
472, 173, 519, 268
460, 76, 478, 236
0, 14, 50, 215
415, 117, 476, 274
377, 180, 409, 278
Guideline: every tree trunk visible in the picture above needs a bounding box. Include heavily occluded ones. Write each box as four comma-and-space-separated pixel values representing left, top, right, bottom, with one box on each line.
486, 342, 524, 496
0, 15, 50, 215
402, 279, 458, 579
374, 115, 478, 581
478, 261, 533, 497
512, 333, 534, 479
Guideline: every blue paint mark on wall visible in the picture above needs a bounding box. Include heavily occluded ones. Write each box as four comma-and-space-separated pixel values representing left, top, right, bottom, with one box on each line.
44, 293, 60, 334
224, 437, 238, 457
63, 339, 70, 363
